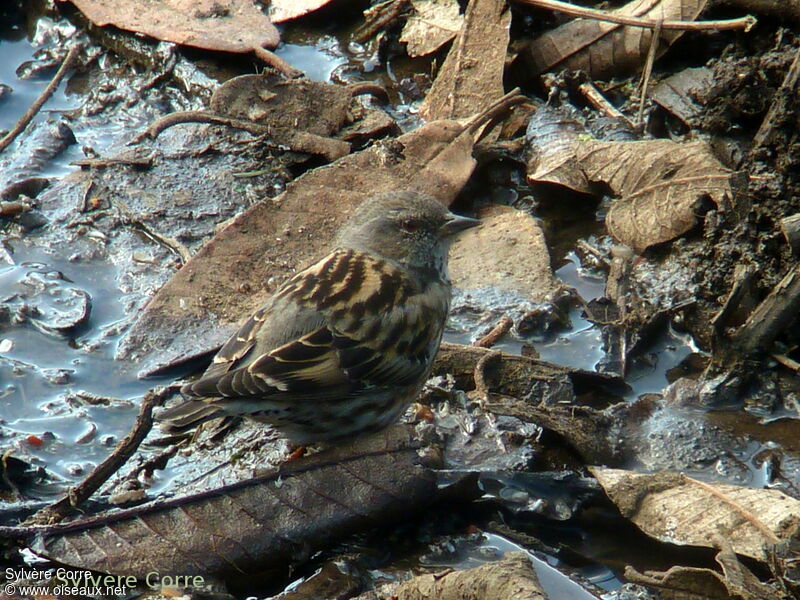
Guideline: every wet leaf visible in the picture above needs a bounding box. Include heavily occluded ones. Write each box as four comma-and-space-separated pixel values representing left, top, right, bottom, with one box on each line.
651, 66, 715, 126
61, 0, 280, 53
119, 95, 522, 376
400, 0, 462, 58
581, 139, 734, 253
524, 0, 707, 80
420, 0, 510, 121
22, 427, 436, 578
267, 0, 333, 23
590, 467, 800, 562
449, 205, 559, 302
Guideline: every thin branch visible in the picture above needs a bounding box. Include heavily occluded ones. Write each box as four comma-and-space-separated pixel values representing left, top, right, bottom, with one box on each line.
25, 386, 177, 525
637, 19, 662, 126
252, 46, 303, 79
473, 316, 513, 348
514, 0, 757, 31
0, 44, 82, 153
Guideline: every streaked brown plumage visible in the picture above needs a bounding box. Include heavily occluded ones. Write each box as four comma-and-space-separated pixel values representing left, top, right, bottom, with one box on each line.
159, 190, 479, 443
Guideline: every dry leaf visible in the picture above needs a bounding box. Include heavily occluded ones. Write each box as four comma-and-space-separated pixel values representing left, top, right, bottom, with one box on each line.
400, 0, 462, 58
22, 427, 435, 578
61, 0, 280, 52
579, 139, 734, 253
590, 467, 800, 562
449, 205, 559, 302
268, 0, 333, 23
420, 0, 510, 121
524, 0, 707, 80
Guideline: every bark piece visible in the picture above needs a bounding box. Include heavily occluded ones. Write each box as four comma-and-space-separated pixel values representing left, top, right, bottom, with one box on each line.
420, 0, 510, 121
400, 0, 462, 57
590, 467, 800, 562
61, 0, 280, 52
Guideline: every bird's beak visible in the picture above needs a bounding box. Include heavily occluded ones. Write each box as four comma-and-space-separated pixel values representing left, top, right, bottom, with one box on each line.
440, 213, 480, 237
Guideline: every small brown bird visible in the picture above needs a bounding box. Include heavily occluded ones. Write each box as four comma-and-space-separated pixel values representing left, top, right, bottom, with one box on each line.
159, 190, 479, 443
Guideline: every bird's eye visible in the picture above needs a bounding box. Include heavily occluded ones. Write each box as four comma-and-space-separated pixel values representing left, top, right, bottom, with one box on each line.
400, 218, 419, 233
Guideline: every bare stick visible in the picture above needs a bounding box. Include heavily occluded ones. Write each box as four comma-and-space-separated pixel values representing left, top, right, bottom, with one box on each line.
578, 82, 630, 123
25, 386, 177, 525
355, 0, 411, 43
473, 316, 513, 348
514, 0, 757, 31
637, 19, 662, 126
0, 45, 81, 153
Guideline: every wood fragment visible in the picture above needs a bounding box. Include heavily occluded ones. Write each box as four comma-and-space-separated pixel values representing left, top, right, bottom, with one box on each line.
780, 213, 800, 255
514, 0, 757, 31
0, 45, 82, 153
732, 263, 800, 358
472, 316, 513, 348
355, 0, 411, 43
750, 46, 800, 156
25, 386, 176, 525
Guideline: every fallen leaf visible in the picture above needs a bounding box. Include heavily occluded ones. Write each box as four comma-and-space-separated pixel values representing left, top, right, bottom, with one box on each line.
20, 427, 436, 578
420, 0, 511, 121
524, 0, 707, 80
449, 204, 559, 302
60, 0, 280, 52
590, 467, 800, 562
580, 139, 734, 253
400, 0, 462, 58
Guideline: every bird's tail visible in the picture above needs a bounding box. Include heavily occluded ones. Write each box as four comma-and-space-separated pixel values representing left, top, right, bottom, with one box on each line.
157, 400, 223, 432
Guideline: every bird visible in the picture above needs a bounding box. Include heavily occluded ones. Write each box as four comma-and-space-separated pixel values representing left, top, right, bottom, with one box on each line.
159, 190, 480, 444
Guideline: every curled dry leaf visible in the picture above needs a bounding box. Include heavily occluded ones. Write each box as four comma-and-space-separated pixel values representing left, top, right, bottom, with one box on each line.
590, 467, 800, 562
15, 427, 436, 578
580, 139, 734, 253
61, 0, 280, 52
420, 0, 511, 121
400, 0, 462, 57
524, 0, 707, 80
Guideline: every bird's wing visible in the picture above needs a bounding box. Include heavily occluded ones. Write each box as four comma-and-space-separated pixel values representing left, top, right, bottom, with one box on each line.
182, 249, 446, 401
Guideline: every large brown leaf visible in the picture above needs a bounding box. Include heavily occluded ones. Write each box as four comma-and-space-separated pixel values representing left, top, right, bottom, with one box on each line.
118, 93, 523, 376
590, 467, 800, 562
12, 427, 436, 578
579, 139, 734, 253
524, 0, 707, 80
420, 0, 510, 121
61, 0, 280, 52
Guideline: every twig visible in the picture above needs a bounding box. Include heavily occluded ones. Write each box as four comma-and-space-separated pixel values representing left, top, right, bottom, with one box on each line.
132, 110, 273, 144
0, 44, 82, 153
25, 386, 177, 525
683, 475, 780, 543
772, 353, 800, 372
637, 19, 662, 126
354, 0, 411, 43
473, 316, 513, 348
514, 0, 757, 31
464, 88, 527, 136
473, 351, 500, 400
578, 82, 630, 124
252, 46, 303, 79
